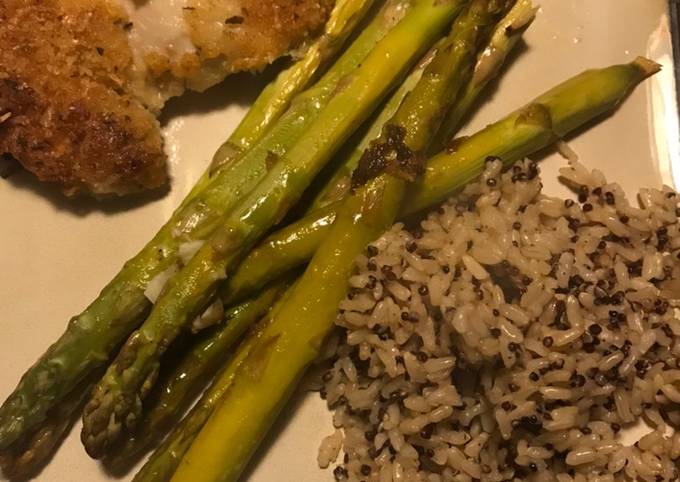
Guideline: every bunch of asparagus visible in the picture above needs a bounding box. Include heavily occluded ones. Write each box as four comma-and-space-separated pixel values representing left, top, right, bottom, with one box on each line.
0, 0, 659, 480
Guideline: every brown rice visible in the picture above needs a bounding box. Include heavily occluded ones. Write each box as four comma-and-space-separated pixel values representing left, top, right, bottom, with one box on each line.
318, 158, 680, 482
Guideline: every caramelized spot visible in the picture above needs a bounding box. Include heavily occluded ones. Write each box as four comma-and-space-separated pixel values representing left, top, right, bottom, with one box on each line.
351, 124, 424, 188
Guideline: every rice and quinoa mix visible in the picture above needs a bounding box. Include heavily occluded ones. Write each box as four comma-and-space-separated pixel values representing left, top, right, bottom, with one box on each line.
317, 158, 680, 482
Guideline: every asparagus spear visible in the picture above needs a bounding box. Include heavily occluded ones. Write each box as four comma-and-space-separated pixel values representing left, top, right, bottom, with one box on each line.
140, 5, 510, 479
105, 280, 292, 470
406, 56, 661, 213
433, 0, 536, 146
218, 57, 661, 305
0, 0, 381, 451
221, 204, 339, 305
81, 0, 465, 458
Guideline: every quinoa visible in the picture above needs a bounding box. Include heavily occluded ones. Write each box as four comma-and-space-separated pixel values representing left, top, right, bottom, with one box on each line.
319, 159, 680, 481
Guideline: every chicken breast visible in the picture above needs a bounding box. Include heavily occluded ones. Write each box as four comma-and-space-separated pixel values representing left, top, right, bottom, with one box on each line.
0, 0, 332, 196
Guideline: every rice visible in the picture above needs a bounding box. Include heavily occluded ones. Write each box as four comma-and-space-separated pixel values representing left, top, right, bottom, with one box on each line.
318, 158, 680, 481
319, 429, 345, 469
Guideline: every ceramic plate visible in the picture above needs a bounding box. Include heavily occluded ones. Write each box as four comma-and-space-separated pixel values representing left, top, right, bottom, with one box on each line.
0, 1, 677, 480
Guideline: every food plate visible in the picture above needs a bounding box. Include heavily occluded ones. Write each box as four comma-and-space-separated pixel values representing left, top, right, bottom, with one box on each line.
0, 1, 676, 480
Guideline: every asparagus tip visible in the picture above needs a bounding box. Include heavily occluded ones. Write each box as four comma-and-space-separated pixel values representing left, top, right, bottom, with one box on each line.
510, 0, 538, 32
0, 425, 62, 481
633, 56, 662, 78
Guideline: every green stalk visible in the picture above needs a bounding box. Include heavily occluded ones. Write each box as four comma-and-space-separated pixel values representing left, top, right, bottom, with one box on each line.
221, 204, 338, 305
132, 287, 296, 482
406, 56, 660, 213
433, 0, 536, 146
0, 0, 384, 451
82, 0, 464, 458
217, 57, 660, 304
105, 281, 291, 471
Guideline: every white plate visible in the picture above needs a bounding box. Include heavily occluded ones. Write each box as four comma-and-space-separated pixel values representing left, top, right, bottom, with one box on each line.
0, 1, 677, 480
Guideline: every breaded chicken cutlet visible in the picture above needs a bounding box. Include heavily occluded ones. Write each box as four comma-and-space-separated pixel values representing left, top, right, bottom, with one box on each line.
0, 0, 332, 197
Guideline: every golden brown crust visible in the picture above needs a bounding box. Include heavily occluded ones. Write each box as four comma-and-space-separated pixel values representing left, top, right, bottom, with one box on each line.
0, 0, 332, 198
188, 0, 333, 66
161, 0, 334, 91
0, 76, 167, 196
0, 0, 167, 196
